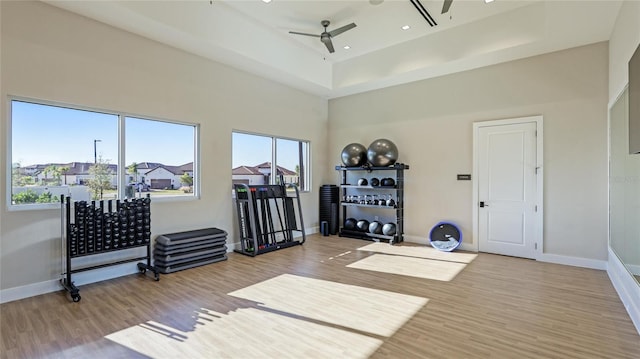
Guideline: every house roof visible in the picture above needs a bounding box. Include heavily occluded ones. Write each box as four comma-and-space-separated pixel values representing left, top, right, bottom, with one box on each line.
254, 162, 297, 176
232, 165, 262, 176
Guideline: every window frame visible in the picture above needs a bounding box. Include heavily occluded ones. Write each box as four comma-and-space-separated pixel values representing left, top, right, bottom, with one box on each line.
232, 130, 311, 193
7, 96, 200, 211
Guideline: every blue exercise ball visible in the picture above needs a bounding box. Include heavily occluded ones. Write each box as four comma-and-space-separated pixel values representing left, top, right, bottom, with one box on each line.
341, 143, 367, 167
367, 139, 398, 167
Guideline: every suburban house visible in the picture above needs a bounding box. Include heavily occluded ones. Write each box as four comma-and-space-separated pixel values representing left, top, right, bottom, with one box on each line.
232, 162, 298, 187
143, 162, 194, 189
27, 162, 118, 187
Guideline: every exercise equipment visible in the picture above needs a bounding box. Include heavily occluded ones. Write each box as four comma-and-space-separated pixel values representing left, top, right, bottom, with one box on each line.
357, 178, 368, 186
368, 221, 383, 234
356, 219, 370, 232
367, 138, 398, 166
380, 178, 395, 187
370, 177, 380, 186
154, 228, 228, 273
341, 143, 368, 167
344, 218, 357, 230
319, 185, 339, 235
382, 223, 397, 236
60, 195, 158, 302
234, 182, 306, 256
429, 222, 462, 252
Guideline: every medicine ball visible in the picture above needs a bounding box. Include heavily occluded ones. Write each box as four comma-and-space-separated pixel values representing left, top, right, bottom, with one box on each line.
356, 219, 370, 232
386, 197, 396, 207
370, 177, 380, 186
368, 221, 383, 234
357, 178, 368, 186
382, 223, 396, 236
380, 178, 395, 187
344, 218, 357, 230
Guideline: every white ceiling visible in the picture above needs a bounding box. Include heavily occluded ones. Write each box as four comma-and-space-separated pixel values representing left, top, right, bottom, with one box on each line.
46, 0, 622, 99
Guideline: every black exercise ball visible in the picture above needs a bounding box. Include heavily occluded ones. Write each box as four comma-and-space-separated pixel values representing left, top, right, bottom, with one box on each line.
341, 143, 367, 167
344, 218, 357, 230
367, 139, 399, 167
368, 221, 383, 234
356, 219, 370, 232
357, 178, 368, 186
370, 177, 380, 186
382, 223, 396, 236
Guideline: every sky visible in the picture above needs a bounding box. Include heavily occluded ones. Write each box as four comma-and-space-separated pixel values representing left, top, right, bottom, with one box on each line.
232, 132, 304, 172
12, 100, 194, 167
11, 100, 304, 172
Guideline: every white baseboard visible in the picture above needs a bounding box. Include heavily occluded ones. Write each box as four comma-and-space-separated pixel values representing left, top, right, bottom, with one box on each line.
608, 247, 640, 335
0, 262, 139, 304
537, 253, 607, 270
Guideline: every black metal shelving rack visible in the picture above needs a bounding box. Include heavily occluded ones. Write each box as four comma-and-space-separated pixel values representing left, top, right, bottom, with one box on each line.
234, 183, 306, 256
335, 163, 409, 244
60, 195, 159, 302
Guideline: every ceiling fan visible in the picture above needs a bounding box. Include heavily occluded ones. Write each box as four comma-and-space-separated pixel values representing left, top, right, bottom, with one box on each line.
289, 20, 357, 54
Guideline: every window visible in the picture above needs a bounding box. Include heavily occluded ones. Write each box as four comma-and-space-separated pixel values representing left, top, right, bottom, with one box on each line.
8, 98, 198, 209
125, 117, 197, 198
232, 132, 310, 192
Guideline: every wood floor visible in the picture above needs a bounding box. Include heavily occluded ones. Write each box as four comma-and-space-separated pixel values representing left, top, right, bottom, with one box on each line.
2, 234, 639, 358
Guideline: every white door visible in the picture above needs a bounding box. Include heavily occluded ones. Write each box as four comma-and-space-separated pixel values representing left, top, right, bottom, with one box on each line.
475, 118, 541, 259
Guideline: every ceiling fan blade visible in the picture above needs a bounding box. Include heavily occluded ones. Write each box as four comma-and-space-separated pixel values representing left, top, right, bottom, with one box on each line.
324, 38, 335, 53
289, 31, 321, 38
328, 23, 356, 38
441, 0, 453, 14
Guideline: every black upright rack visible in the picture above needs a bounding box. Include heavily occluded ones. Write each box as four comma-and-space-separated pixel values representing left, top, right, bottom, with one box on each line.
335, 163, 409, 244
60, 195, 159, 302
233, 183, 306, 256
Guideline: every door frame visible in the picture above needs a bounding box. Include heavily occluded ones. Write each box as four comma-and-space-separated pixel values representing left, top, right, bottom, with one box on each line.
472, 115, 544, 258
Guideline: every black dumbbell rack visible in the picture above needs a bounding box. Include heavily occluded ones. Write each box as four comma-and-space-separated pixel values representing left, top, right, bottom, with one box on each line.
60, 195, 159, 302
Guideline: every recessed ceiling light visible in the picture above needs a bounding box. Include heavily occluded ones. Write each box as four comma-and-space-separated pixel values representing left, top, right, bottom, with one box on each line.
262, 0, 272, 3
485, 0, 494, 3
343, 45, 351, 50
401, 25, 411, 30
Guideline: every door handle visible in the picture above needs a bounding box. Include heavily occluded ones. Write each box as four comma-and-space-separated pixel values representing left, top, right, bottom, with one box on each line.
480, 201, 489, 208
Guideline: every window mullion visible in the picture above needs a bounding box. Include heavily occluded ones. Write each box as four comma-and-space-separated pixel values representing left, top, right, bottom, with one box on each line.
118, 115, 126, 199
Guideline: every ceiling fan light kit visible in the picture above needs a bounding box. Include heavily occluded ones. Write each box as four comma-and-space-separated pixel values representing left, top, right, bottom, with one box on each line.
289, 20, 357, 54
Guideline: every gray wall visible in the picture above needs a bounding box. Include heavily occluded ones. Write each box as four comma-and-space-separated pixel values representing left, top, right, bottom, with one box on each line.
328, 42, 609, 261
0, 1, 329, 291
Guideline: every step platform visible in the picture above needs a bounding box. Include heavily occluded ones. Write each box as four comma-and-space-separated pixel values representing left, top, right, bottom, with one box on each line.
154, 227, 228, 273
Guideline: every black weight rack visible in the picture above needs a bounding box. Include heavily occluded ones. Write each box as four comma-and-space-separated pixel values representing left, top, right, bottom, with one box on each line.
234, 183, 306, 256
60, 195, 159, 302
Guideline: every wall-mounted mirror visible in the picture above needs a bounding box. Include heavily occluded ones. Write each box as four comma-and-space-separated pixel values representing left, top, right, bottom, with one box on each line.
610, 87, 640, 284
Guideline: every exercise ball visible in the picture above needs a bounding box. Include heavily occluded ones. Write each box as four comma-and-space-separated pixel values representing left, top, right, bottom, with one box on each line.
356, 219, 370, 232
367, 139, 398, 167
344, 218, 357, 230
368, 221, 383, 234
341, 143, 367, 167
382, 223, 396, 236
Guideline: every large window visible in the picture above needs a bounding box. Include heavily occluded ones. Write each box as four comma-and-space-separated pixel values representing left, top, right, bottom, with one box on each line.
9, 98, 198, 209
232, 132, 310, 192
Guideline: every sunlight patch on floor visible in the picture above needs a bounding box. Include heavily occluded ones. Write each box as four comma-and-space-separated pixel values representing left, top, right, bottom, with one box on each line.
106, 307, 382, 358
228, 274, 428, 337
357, 242, 478, 263
347, 253, 468, 281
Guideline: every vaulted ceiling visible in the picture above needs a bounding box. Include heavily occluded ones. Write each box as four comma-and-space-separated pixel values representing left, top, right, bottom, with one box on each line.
46, 0, 622, 98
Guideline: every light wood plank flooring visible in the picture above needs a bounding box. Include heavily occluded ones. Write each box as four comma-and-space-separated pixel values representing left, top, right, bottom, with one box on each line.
1, 234, 639, 358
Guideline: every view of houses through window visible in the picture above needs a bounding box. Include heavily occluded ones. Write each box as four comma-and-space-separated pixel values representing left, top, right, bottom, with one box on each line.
9, 99, 197, 208
232, 132, 310, 192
